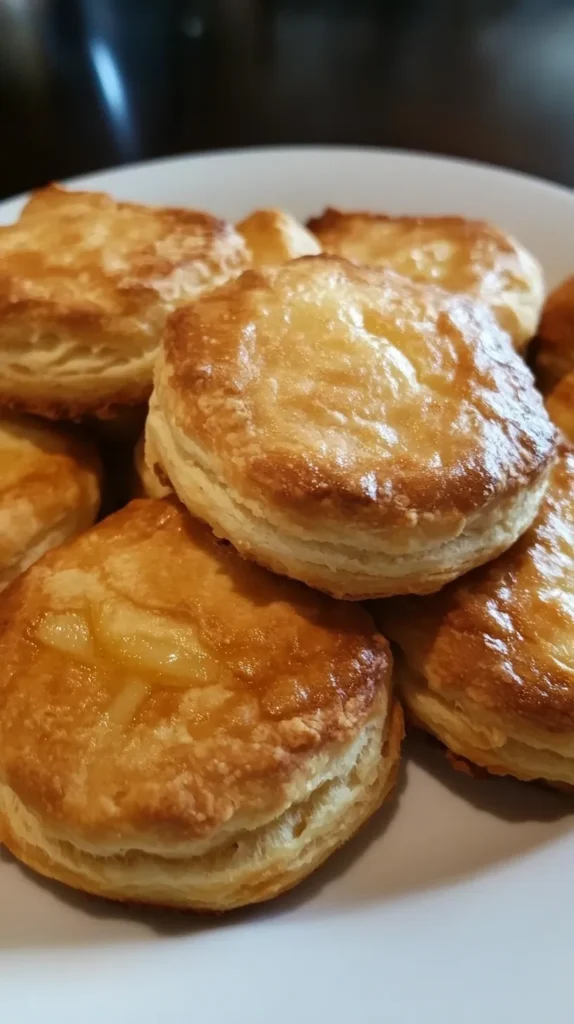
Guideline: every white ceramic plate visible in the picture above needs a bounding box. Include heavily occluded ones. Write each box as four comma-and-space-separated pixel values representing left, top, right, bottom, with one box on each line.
1, 147, 574, 1024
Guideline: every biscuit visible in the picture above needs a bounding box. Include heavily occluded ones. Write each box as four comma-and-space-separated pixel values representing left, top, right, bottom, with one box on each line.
147, 255, 556, 599
307, 209, 543, 351
536, 276, 574, 392
0, 414, 100, 590
546, 374, 574, 443
0, 499, 402, 910
133, 435, 172, 498
0, 185, 250, 419
237, 208, 321, 265
375, 447, 574, 788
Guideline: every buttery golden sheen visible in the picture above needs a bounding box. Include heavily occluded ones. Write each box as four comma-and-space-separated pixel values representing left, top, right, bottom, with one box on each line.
0, 499, 402, 910
0, 185, 249, 419
376, 446, 574, 787
307, 209, 544, 350
147, 255, 556, 599
0, 414, 100, 590
536, 275, 574, 393
237, 208, 321, 265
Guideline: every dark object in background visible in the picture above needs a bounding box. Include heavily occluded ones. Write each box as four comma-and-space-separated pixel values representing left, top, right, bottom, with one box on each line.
0, 0, 573, 199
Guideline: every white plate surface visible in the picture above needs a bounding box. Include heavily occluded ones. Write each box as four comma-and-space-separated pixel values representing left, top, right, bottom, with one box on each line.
1, 147, 573, 1024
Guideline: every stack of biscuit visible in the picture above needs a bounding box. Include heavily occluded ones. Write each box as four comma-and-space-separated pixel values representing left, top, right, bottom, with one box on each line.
0, 181, 569, 914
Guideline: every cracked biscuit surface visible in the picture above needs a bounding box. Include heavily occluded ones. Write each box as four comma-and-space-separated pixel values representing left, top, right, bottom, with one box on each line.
376, 447, 574, 787
307, 209, 543, 351
0, 498, 401, 910
147, 255, 555, 599
0, 413, 100, 590
0, 185, 249, 419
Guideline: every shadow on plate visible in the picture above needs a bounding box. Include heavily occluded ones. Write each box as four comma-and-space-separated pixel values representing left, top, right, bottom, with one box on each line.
2, 734, 573, 950
0, 766, 406, 950
408, 730, 571, 822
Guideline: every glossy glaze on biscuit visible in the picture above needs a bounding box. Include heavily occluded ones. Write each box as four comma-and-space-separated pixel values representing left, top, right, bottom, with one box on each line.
0, 414, 100, 589
148, 255, 555, 598
376, 447, 574, 786
307, 209, 543, 350
0, 185, 250, 418
0, 499, 401, 909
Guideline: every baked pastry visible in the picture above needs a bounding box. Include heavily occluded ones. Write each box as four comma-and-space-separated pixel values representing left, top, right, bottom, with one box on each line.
133, 435, 172, 498
375, 446, 574, 787
237, 208, 321, 265
0, 185, 249, 419
147, 255, 556, 599
307, 209, 543, 351
0, 414, 100, 590
546, 374, 574, 443
536, 277, 574, 442
536, 275, 574, 392
136, 206, 318, 501
0, 498, 402, 911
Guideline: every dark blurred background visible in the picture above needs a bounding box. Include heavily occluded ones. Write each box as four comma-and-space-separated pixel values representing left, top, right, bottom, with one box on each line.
0, 0, 573, 199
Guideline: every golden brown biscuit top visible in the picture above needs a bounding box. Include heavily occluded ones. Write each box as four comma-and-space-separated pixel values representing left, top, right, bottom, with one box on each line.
536, 276, 574, 391
307, 209, 542, 344
377, 447, 574, 732
0, 415, 100, 576
237, 208, 321, 265
0, 185, 249, 347
0, 499, 389, 844
160, 255, 555, 529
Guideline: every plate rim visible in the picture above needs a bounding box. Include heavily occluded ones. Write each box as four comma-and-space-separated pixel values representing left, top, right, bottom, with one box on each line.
1, 143, 573, 209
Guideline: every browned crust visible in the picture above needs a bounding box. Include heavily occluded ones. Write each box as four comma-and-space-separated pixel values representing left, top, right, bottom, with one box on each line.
308, 208, 507, 242
546, 372, 574, 444
377, 447, 574, 734
161, 255, 555, 530
307, 209, 530, 276
0, 701, 403, 911
0, 384, 152, 422
0, 498, 392, 846
0, 184, 249, 415
415, 719, 571, 791
0, 184, 248, 330
0, 414, 101, 578
236, 208, 321, 265
307, 209, 542, 351
536, 275, 574, 391
445, 749, 491, 779
1, 386, 151, 421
